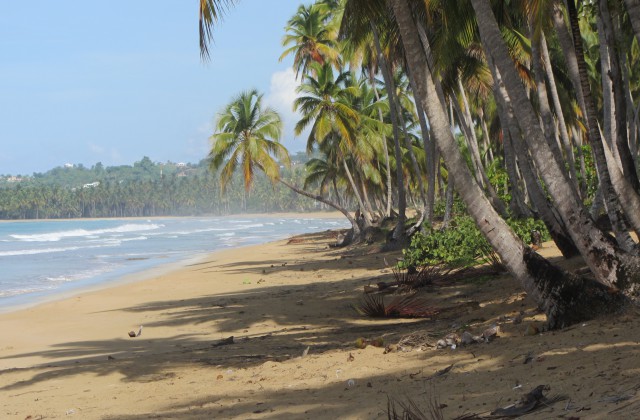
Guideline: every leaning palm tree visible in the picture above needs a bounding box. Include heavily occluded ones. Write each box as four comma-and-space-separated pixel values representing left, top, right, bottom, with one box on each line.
387, 0, 623, 328
209, 89, 363, 244
294, 62, 375, 225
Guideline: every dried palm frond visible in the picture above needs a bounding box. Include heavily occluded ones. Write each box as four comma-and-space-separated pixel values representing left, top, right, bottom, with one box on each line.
392, 265, 458, 291
387, 392, 444, 420
354, 293, 440, 318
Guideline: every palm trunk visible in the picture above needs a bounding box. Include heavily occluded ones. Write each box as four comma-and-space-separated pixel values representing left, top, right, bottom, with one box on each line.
371, 38, 393, 217
472, 0, 640, 289
342, 158, 371, 226
573, 127, 589, 197
413, 84, 436, 225
443, 173, 454, 227
278, 178, 361, 243
396, 84, 427, 205
390, 0, 623, 328
371, 26, 407, 243
478, 108, 494, 166
600, 0, 640, 192
623, 0, 640, 46
489, 56, 579, 257
530, 32, 567, 175
490, 80, 531, 218
552, 0, 587, 119
566, 0, 636, 252
454, 80, 509, 217
540, 32, 580, 196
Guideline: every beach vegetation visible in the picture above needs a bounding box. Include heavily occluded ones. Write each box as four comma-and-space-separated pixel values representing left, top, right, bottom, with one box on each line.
198, 0, 640, 328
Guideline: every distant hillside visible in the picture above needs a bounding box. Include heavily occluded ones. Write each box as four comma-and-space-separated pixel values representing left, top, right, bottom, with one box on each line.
0, 153, 324, 219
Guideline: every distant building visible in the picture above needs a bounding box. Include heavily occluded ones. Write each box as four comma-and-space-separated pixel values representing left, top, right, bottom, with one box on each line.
64, 163, 74, 168
6, 176, 23, 183
82, 181, 100, 189
176, 162, 186, 167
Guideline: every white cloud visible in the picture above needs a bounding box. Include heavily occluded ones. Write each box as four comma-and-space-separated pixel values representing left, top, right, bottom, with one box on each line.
265, 67, 298, 112
264, 67, 307, 152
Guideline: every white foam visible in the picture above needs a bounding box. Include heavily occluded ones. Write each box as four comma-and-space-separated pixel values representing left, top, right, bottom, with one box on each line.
10, 223, 163, 242
0, 243, 115, 257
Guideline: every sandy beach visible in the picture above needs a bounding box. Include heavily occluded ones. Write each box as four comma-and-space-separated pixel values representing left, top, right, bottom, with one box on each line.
1, 227, 640, 419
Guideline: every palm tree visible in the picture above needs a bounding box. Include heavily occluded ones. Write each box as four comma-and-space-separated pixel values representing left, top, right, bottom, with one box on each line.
470, 0, 640, 288
387, 0, 623, 328
209, 88, 363, 243
294, 62, 375, 224
209, 89, 289, 192
280, 4, 341, 79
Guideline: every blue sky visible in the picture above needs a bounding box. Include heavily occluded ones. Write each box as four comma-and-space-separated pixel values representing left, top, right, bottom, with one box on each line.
0, 1, 308, 175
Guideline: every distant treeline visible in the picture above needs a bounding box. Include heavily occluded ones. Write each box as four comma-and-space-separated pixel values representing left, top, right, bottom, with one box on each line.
0, 155, 328, 219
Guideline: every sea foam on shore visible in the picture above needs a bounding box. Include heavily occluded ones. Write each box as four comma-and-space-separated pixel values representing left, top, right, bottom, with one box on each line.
0, 215, 347, 308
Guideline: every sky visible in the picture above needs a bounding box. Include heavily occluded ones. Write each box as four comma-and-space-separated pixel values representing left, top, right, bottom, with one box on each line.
0, 1, 310, 176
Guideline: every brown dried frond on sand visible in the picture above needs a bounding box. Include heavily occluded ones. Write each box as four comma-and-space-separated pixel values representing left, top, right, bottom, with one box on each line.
387, 395, 487, 420
392, 265, 458, 290
386, 386, 448, 420
354, 293, 440, 318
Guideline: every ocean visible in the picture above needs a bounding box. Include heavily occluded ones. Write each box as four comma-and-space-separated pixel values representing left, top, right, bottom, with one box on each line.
0, 215, 348, 310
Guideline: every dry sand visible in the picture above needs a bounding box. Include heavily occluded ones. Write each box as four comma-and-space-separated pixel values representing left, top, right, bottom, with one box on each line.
1, 229, 640, 419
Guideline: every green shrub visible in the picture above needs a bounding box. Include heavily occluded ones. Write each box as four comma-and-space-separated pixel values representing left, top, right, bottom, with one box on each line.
402, 216, 496, 268
403, 216, 550, 269
506, 217, 550, 244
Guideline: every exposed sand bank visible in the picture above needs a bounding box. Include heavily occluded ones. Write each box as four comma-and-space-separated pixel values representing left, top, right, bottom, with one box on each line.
1, 230, 639, 419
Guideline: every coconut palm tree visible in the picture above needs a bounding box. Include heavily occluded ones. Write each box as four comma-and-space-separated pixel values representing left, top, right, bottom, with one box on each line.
209, 89, 289, 192
294, 62, 377, 224
470, 0, 640, 288
387, 0, 625, 328
280, 4, 341, 79
209, 89, 363, 242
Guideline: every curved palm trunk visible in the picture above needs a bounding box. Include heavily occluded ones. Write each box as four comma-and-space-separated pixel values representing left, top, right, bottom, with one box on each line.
530, 31, 567, 179
389, 0, 623, 327
371, 26, 407, 244
600, 0, 640, 192
503, 127, 532, 217
371, 81, 393, 218
278, 178, 361, 243
342, 158, 372, 226
565, 0, 636, 252
395, 86, 427, 205
473, 0, 640, 289
539, 32, 580, 196
491, 90, 531, 218
405, 61, 437, 225
412, 83, 436, 225
478, 108, 494, 166
597, 11, 621, 167
455, 79, 508, 217
489, 56, 579, 257
552, 1, 586, 119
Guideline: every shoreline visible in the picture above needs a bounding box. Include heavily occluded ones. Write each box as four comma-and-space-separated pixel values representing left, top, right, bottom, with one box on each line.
0, 250, 213, 315
0, 212, 348, 315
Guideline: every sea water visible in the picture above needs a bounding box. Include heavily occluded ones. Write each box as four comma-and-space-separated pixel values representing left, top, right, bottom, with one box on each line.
0, 215, 348, 309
